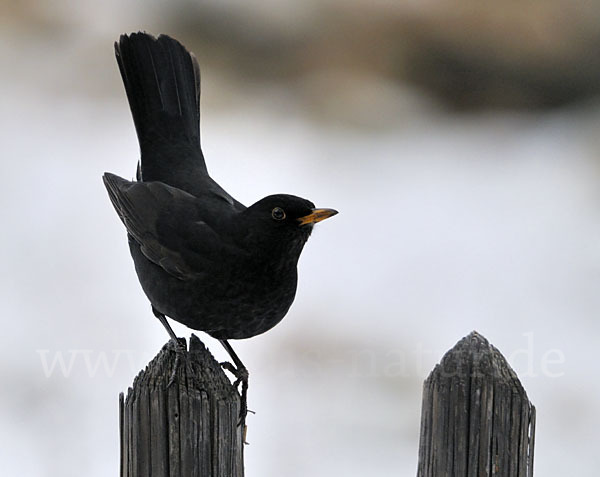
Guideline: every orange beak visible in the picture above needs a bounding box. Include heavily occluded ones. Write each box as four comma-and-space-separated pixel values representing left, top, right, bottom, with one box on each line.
297, 208, 338, 226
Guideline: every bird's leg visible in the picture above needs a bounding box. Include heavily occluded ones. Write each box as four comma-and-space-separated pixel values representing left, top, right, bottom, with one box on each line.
152, 305, 184, 345
152, 306, 186, 386
219, 339, 249, 425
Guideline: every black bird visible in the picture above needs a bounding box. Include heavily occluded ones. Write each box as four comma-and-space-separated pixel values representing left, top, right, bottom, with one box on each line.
103, 32, 337, 416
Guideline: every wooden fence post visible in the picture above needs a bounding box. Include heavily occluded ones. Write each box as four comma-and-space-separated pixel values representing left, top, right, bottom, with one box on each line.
416, 331, 536, 477
119, 334, 244, 477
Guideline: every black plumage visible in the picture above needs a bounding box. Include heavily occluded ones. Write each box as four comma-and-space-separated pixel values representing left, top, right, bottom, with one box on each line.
103, 32, 337, 413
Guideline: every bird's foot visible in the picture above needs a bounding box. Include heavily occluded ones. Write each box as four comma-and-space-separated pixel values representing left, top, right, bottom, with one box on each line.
166, 337, 187, 387
169, 336, 187, 351
220, 361, 249, 387
220, 361, 249, 427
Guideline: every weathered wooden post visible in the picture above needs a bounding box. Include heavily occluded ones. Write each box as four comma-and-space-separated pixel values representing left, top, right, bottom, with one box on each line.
119, 334, 244, 477
417, 331, 535, 477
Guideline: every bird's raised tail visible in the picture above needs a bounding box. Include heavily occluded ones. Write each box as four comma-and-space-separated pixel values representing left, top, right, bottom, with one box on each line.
115, 32, 208, 187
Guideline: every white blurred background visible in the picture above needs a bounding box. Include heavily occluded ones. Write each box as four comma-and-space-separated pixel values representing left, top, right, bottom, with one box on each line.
2, 0, 600, 475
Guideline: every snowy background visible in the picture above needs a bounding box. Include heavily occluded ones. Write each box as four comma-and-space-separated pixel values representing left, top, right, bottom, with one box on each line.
2, 1, 600, 475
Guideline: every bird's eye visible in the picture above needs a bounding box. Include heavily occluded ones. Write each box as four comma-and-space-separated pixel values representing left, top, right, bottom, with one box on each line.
271, 207, 286, 221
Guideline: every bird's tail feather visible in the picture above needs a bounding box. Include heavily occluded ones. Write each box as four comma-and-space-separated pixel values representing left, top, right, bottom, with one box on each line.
115, 32, 207, 179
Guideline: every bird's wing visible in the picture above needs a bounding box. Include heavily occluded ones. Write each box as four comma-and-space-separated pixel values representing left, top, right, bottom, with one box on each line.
103, 173, 241, 280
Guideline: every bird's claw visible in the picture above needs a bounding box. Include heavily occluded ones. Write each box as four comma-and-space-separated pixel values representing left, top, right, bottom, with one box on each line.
166, 337, 187, 387
220, 361, 249, 385
220, 361, 249, 427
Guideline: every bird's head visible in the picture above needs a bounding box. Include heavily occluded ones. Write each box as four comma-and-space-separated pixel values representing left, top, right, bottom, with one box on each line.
241, 194, 338, 256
